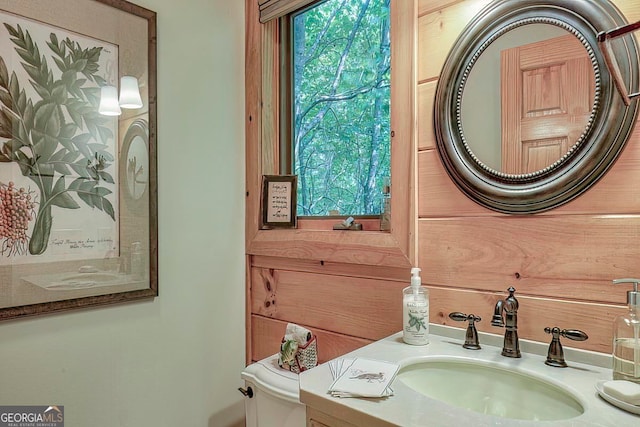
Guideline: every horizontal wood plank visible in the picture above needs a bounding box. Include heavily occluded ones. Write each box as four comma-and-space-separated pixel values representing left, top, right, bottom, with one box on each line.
418, 0, 491, 82
251, 255, 410, 282
248, 229, 412, 267
418, 130, 640, 217
616, 0, 640, 22
417, 150, 495, 217
418, 216, 640, 304
251, 268, 404, 340
429, 287, 624, 354
251, 315, 371, 363
251, 288, 621, 358
418, 0, 462, 17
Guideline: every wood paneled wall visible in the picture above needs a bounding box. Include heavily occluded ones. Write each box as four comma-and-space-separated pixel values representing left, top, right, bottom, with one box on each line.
245, 0, 640, 364
245, 0, 416, 364
416, 0, 640, 356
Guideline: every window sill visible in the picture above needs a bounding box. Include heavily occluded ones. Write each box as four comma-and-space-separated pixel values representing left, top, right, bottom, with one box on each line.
296, 217, 383, 231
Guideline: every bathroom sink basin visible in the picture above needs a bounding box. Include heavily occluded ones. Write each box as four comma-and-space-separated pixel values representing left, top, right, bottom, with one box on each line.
397, 358, 584, 421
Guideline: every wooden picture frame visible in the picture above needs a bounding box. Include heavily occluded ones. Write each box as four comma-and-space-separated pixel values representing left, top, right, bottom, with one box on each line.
0, 0, 157, 320
261, 175, 297, 229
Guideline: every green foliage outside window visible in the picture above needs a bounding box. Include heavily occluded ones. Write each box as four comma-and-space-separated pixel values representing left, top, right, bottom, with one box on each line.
292, 0, 391, 217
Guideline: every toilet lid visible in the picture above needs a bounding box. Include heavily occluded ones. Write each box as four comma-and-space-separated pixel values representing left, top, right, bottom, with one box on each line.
241, 354, 301, 404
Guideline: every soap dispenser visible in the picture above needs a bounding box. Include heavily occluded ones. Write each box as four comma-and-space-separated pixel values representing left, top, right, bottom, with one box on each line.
403, 268, 429, 345
612, 278, 640, 383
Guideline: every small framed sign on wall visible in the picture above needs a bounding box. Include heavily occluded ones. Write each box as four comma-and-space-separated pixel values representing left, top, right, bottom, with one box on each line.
261, 175, 297, 229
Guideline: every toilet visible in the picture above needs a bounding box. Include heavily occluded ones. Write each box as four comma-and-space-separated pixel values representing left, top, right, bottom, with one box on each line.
240, 354, 306, 427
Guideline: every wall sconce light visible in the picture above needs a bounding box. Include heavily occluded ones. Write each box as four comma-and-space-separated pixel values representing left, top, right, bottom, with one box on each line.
98, 85, 121, 116
119, 76, 143, 109
98, 76, 143, 116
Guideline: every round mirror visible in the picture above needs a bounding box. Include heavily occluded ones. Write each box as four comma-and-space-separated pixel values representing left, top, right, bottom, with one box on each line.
435, 0, 640, 213
462, 24, 596, 175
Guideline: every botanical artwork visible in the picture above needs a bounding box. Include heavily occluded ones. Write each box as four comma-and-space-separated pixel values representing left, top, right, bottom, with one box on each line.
407, 312, 427, 332
0, 11, 118, 264
125, 131, 148, 200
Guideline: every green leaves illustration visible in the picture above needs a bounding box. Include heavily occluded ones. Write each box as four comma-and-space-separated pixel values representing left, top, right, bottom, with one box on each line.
408, 312, 427, 332
0, 23, 115, 255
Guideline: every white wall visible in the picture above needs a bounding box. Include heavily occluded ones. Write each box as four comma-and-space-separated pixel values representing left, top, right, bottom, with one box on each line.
0, 0, 246, 426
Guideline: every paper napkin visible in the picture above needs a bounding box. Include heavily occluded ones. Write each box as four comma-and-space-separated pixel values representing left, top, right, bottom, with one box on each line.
327, 357, 398, 398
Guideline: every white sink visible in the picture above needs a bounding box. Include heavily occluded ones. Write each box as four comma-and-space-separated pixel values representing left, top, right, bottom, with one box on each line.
299, 327, 638, 427
397, 357, 584, 421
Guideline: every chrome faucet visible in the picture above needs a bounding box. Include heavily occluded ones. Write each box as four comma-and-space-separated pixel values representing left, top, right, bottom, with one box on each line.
491, 286, 521, 358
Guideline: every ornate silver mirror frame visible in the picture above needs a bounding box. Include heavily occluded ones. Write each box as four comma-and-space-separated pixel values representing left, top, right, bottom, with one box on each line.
434, 0, 640, 213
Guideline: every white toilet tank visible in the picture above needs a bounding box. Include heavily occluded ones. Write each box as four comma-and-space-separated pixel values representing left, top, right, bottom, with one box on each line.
241, 354, 306, 427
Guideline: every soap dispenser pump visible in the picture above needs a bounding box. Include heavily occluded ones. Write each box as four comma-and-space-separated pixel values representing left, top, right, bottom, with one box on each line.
612, 278, 640, 383
402, 267, 429, 345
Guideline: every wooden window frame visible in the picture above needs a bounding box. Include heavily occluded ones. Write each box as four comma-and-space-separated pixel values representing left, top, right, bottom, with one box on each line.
245, 0, 416, 268
258, 0, 321, 23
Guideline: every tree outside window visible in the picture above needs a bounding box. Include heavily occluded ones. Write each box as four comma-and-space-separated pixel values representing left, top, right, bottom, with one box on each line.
290, 0, 391, 217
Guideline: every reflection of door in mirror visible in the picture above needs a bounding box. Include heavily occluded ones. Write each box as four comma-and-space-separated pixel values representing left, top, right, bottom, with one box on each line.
501, 34, 595, 174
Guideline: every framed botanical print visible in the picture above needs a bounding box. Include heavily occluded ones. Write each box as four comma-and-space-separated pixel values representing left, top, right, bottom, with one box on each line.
0, 0, 157, 320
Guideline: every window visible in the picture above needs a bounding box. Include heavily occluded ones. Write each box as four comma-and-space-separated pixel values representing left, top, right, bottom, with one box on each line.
283, 0, 391, 217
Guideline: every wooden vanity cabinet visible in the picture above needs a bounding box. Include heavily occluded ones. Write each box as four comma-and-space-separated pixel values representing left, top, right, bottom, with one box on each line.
307, 407, 360, 427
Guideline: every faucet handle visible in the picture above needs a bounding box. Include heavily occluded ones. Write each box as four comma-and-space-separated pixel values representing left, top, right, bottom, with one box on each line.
448, 312, 482, 350
449, 312, 470, 322
555, 328, 589, 342
543, 327, 589, 367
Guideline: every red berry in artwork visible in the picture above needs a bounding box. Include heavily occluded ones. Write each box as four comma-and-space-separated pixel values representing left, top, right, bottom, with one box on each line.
0, 181, 36, 256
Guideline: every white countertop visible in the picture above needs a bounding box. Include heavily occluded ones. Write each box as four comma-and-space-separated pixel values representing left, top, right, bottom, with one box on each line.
299, 325, 640, 427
